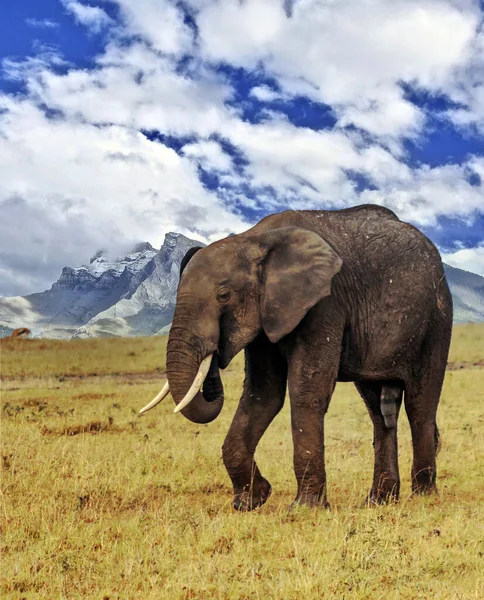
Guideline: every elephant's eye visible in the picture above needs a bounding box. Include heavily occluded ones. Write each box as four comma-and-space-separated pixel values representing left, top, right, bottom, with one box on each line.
216, 287, 231, 303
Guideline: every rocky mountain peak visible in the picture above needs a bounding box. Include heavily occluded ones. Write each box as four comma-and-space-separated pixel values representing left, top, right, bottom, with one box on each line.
163, 231, 200, 249
157, 232, 204, 269
90, 249, 108, 264
164, 231, 182, 243
131, 241, 156, 253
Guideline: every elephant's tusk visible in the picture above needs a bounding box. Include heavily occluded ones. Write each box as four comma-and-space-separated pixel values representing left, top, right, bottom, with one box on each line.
139, 382, 170, 415
173, 354, 213, 414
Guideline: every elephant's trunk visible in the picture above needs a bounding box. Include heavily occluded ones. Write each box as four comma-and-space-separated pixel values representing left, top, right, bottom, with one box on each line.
166, 327, 224, 424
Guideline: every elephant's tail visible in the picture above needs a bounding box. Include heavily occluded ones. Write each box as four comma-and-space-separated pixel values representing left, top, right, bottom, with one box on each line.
380, 383, 403, 429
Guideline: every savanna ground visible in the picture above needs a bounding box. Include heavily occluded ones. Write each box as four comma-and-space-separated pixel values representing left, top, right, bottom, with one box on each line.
1, 324, 483, 599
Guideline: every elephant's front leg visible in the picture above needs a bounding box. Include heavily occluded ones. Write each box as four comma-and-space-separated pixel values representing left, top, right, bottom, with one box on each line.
222, 335, 287, 511
290, 395, 331, 509
288, 365, 337, 509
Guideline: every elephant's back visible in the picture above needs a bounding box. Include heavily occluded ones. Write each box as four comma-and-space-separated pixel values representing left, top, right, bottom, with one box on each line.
245, 204, 399, 235
245, 206, 452, 376
323, 214, 451, 374
299, 206, 443, 278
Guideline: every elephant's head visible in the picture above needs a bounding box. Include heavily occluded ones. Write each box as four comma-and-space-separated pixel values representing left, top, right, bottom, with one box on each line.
140, 227, 342, 423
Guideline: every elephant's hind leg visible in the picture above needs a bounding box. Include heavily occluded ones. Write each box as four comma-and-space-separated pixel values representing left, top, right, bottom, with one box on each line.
222, 335, 287, 511
356, 381, 403, 504
405, 383, 441, 495
405, 318, 450, 495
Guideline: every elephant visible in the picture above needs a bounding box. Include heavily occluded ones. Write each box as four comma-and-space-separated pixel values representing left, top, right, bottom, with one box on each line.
140, 204, 453, 510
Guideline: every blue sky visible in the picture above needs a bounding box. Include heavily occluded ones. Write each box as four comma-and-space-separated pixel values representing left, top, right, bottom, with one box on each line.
0, 0, 483, 295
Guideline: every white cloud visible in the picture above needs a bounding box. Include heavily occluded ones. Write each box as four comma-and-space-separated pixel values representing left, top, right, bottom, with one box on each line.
194, 0, 478, 140
182, 140, 233, 172
62, 1, 112, 33
222, 117, 484, 227
0, 296, 40, 330
445, 24, 484, 132
26, 18, 59, 29
227, 119, 362, 206
24, 42, 235, 137
250, 85, 282, 102
0, 195, 126, 297
360, 161, 484, 226
112, 0, 194, 55
336, 90, 423, 141
2, 48, 66, 83
442, 243, 484, 276
2, 27, 482, 248
1, 0, 484, 295
0, 96, 247, 295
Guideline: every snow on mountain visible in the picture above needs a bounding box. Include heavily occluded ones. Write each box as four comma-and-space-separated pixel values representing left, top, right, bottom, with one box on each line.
78, 242, 157, 277
0, 237, 483, 339
0, 234, 203, 338
74, 233, 203, 338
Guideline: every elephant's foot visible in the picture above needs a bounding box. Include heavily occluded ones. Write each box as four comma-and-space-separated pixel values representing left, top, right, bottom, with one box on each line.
233, 478, 272, 512
365, 489, 399, 506
366, 476, 400, 506
289, 493, 330, 511
411, 467, 437, 495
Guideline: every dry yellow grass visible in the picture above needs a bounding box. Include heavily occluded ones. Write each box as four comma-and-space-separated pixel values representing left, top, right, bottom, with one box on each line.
1, 324, 483, 599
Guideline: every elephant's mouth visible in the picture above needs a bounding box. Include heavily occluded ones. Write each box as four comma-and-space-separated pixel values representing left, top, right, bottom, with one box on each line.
216, 314, 239, 370
216, 343, 230, 370
217, 336, 241, 370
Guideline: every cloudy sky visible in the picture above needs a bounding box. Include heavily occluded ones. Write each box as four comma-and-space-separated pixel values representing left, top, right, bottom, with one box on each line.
1, 0, 484, 296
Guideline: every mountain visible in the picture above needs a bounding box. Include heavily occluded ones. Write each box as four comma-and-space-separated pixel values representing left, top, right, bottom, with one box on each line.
0, 233, 203, 339
0, 237, 483, 338
444, 264, 484, 323
74, 233, 204, 338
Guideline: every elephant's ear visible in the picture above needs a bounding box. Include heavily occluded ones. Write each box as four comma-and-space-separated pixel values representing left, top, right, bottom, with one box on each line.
180, 246, 203, 278
257, 227, 342, 343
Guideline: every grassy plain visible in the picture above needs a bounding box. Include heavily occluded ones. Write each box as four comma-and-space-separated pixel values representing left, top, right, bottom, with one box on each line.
1, 324, 483, 599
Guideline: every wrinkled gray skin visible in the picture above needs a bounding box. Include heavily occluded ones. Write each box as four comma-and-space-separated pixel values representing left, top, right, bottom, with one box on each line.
166, 205, 452, 510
